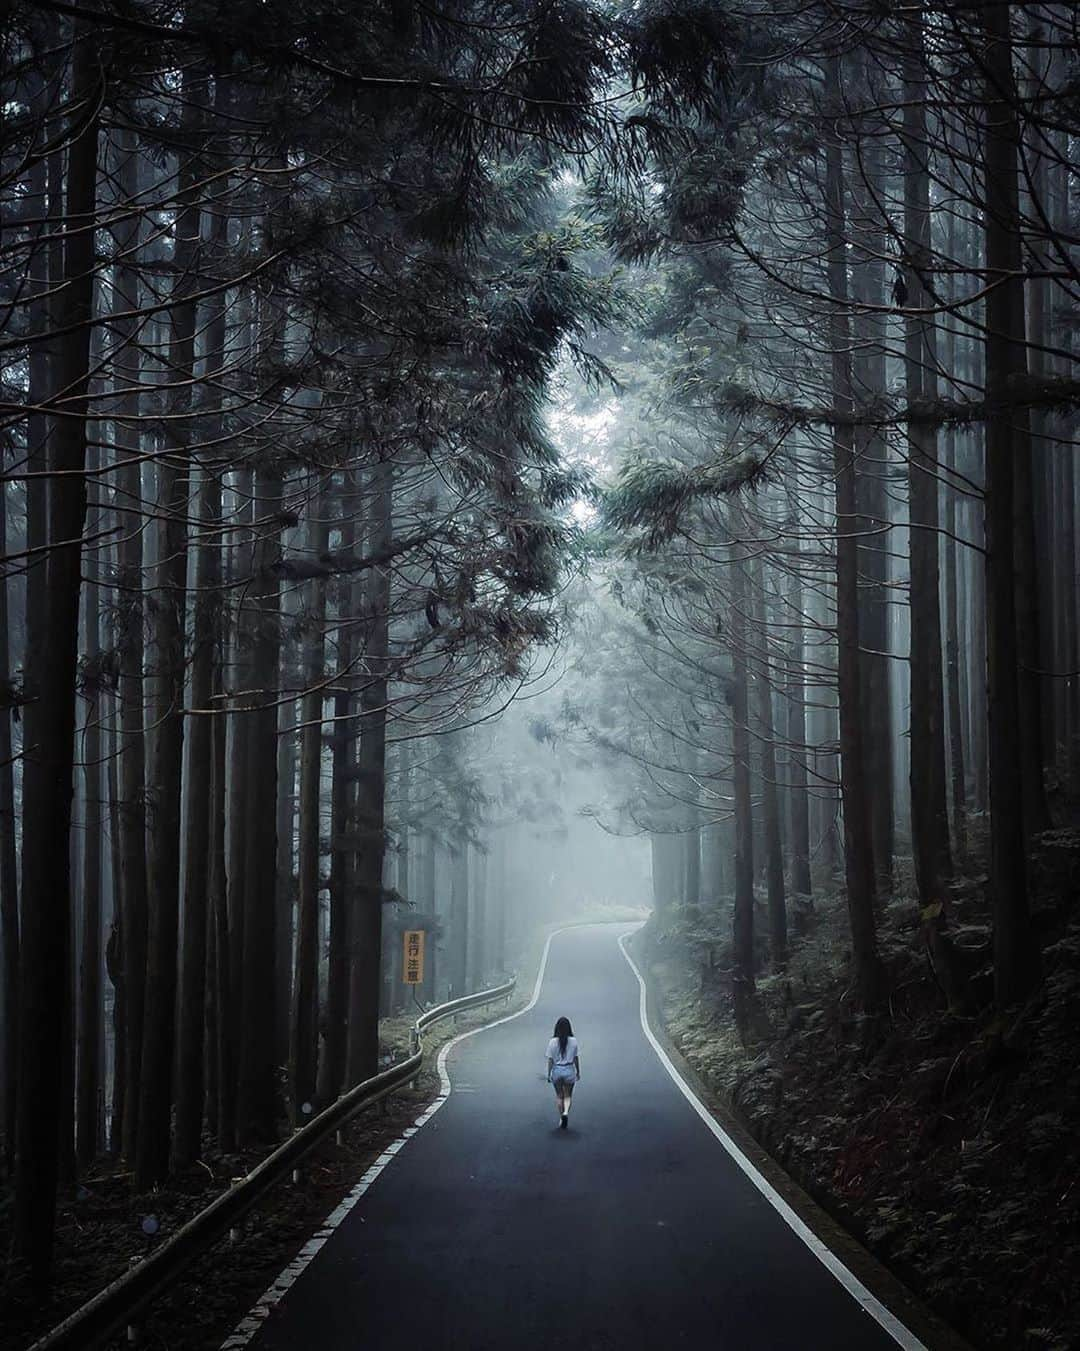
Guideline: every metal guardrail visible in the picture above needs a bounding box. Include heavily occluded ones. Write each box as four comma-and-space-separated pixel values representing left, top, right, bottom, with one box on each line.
30, 975, 517, 1351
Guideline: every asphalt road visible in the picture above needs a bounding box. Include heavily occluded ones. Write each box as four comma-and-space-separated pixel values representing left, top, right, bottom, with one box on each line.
238, 923, 916, 1351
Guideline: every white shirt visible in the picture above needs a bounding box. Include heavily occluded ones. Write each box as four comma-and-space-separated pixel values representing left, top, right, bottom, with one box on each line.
546, 1035, 579, 1067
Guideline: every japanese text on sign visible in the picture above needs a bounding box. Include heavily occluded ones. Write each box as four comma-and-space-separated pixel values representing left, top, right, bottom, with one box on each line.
403, 929, 425, 985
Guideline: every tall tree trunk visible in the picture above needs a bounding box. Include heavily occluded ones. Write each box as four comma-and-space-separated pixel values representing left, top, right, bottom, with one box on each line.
702, 820, 731, 904
318, 697, 351, 1102
0, 482, 19, 1176
1022, 14, 1057, 781
1023, 57, 1056, 785
943, 432, 968, 859
59, 818, 76, 1189
750, 553, 786, 966
172, 457, 221, 1168
291, 482, 329, 1118
448, 841, 469, 999
274, 643, 296, 1075
491, 833, 507, 975
237, 470, 283, 1143
420, 831, 438, 1000
204, 884, 218, 1142
317, 481, 358, 1105
136, 82, 204, 1189
988, 31, 1047, 835
173, 117, 229, 1162
221, 470, 253, 1151
850, 78, 894, 896
1044, 71, 1077, 790
105, 695, 125, 1156
419, 829, 436, 912
469, 847, 488, 989
824, 87, 880, 1006
210, 708, 230, 1149
1014, 443, 1050, 835
729, 516, 755, 1026
1060, 448, 1079, 791
13, 70, 59, 1169
13, 33, 99, 1280
903, 19, 952, 904
275, 691, 296, 1071
448, 805, 467, 999
112, 132, 150, 1163
941, 203, 969, 853
785, 528, 813, 899
386, 742, 410, 1014
651, 833, 675, 910
967, 428, 989, 813
982, 3, 1040, 1006
76, 534, 104, 1167
683, 824, 701, 907
1011, 16, 1053, 833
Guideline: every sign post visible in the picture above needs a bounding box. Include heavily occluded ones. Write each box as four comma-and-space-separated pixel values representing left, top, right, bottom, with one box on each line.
403, 929, 425, 987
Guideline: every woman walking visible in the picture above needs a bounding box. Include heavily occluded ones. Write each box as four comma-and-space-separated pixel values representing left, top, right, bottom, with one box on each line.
546, 1016, 580, 1129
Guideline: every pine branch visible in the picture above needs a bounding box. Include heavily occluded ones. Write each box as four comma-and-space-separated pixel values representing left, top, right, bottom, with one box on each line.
603, 453, 769, 549
717, 374, 1080, 432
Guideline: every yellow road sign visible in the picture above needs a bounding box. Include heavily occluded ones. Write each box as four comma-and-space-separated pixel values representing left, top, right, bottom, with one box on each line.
403, 929, 425, 984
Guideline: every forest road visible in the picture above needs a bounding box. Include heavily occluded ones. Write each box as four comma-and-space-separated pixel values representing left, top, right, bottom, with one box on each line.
237, 923, 918, 1351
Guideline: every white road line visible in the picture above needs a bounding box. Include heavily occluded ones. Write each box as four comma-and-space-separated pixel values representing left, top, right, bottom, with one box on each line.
616, 928, 928, 1351
219, 929, 561, 1350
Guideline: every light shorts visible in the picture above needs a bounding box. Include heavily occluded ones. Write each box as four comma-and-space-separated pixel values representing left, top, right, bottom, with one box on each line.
551, 1065, 576, 1089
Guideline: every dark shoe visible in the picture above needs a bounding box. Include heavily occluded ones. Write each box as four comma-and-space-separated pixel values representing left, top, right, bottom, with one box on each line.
560, 1115, 568, 1130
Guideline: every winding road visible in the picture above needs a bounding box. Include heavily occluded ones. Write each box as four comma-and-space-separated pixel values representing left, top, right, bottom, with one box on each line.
227, 923, 927, 1351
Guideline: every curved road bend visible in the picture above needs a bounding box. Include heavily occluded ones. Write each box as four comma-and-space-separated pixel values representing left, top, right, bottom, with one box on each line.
235, 923, 920, 1351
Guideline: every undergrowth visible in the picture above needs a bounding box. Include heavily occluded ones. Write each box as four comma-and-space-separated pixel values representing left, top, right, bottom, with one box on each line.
646, 829, 1080, 1351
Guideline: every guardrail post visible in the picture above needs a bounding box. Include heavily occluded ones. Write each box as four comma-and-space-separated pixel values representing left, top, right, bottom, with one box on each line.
125, 1257, 140, 1343
228, 1176, 244, 1243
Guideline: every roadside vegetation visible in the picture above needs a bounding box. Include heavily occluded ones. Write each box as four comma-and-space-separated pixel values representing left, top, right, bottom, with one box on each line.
644, 831, 1080, 1351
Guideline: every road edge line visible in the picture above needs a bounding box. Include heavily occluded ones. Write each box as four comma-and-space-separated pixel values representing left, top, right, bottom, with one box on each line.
218, 929, 561, 1350
617, 928, 929, 1351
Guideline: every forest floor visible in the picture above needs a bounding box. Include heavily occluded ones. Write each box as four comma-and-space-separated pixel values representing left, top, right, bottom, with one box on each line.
645, 827, 1080, 1351
0, 1002, 512, 1351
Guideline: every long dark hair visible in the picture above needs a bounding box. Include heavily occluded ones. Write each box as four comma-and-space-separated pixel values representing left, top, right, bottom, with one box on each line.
554, 1016, 573, 1058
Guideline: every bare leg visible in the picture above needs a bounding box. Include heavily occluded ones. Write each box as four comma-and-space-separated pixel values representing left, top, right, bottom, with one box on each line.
562, 1084, 573, 1116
